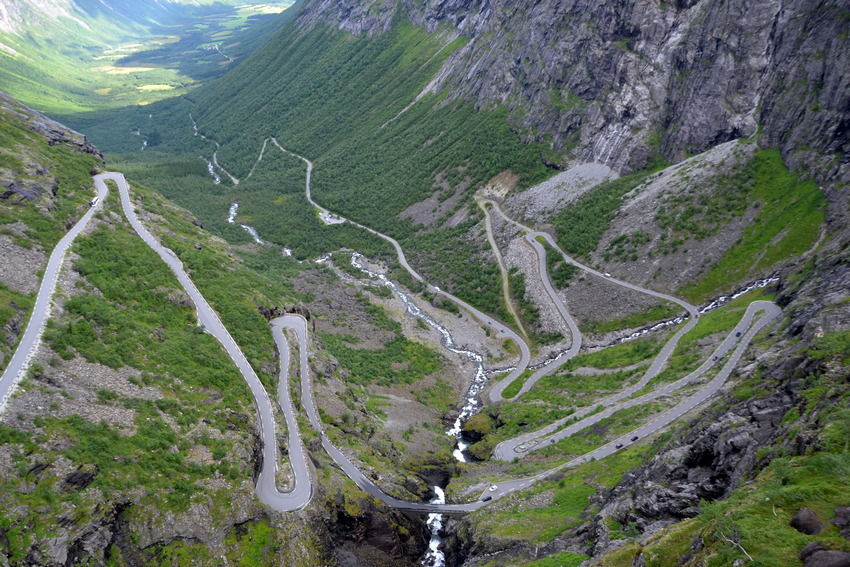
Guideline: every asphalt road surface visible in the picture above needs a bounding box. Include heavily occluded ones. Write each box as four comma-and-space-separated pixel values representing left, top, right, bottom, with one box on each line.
0, 180, 107, 413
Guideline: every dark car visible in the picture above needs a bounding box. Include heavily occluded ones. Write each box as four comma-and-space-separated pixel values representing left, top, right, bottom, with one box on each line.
615, 443, 623, 449
631, 435, 639, 442
482, 496, 492, 502
736, 331, 742, 337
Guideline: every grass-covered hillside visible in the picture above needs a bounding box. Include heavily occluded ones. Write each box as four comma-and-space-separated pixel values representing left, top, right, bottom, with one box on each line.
593, 331, 850, 566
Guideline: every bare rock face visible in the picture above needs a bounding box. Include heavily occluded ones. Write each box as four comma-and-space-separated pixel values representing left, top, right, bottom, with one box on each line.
62, 466, 98, 492
322, 490, 429, 566
0, 92, 104, 160
592, 384, 796, 537
295, 0, 849, 183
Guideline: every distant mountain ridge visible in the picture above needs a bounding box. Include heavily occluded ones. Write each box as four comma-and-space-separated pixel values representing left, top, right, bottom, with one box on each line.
0, 0, 294, 112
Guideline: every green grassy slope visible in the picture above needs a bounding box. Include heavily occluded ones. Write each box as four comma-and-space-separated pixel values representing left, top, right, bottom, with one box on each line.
596, 331, 850, 566
679, 149, 824, 301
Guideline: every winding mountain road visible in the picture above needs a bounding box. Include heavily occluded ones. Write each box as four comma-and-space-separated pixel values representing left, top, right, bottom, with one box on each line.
478, 200, 529, 341
486, 232, 584, 402
2, 149, 782, 517
493, 300, 773, 460
236, 143, 780, 507
254, 148, 779, 504
270, 140, 533, 386
481, 199, 700, 402
272, 301, 778, 508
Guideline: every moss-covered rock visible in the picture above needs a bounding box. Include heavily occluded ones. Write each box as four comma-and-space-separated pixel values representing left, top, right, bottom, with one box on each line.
462, 413, 494, 443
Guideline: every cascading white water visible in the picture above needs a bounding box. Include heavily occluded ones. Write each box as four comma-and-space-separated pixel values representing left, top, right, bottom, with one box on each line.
227, 202, 265, 245
349, 253, 489, 450
204, 158, 221, 184
614, 274, 780, 344
422, 487, 446, 567
699, 275, 779, 314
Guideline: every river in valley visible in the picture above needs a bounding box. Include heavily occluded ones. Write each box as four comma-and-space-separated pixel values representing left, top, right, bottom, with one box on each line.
348, 253, 501, 566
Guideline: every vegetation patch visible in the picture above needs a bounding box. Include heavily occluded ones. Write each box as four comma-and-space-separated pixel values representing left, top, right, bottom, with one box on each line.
524, 367, 644, 410
551, 165, 664, 258
319, 331, 443, 387
318, 298, 444, 387
502, 368, 535, 399
0, 103, 101, 251
508, 268, 563, 345
520, 551, 590, 567
561, 336, 663, 371
680, 150, 824, 301
539, 402, 669, 458
580, 303, 682, 336
467, 446, 652, 543
539, 237, 578, 288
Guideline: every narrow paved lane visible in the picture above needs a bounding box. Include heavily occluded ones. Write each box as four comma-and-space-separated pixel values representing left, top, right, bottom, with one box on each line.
258, 149, 779, 508
0, 182, 107, 413
487, 233, 583, 402
86, 157, 780, 515
478, 200, 529, 341
271, 141, 533, 387
271, 299, 779, 509
0, 134, 787, 521
494, 301, 775, 459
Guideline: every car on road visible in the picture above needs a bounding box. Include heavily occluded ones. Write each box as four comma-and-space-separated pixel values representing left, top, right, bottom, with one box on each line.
489, 485, 497, 492
736, 331, 742, 337
630, 435, 639, 442
604, 272, 611, 277
615, 443, 623, 449
482, 496, 492, 502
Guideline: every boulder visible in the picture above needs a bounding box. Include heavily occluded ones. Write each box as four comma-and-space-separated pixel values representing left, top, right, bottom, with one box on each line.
790, 507, 823, 535
799, 542, 850, 567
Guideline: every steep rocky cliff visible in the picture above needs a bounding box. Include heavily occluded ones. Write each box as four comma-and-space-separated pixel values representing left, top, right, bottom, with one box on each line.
295, 0, 849, 183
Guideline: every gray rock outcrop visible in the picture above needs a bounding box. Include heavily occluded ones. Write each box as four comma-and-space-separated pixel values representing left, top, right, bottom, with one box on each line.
295, 0, 849, 183
800, 542, 850, 567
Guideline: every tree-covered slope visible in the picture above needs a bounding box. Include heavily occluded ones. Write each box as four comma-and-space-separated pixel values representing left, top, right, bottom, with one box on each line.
90, 13, 557, 321
0, 0, 850, 566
